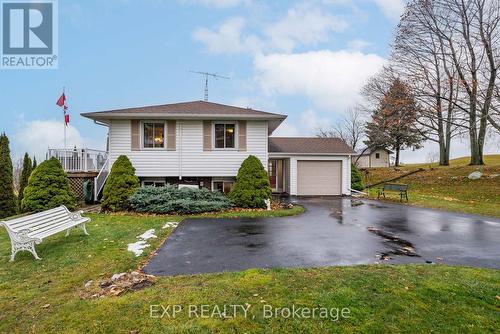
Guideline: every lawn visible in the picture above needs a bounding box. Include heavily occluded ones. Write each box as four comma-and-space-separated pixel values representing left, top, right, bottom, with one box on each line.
0, 212, 499, 333
362, 155, 500, 217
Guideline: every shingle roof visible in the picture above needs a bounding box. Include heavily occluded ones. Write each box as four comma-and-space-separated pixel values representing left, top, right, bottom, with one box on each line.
269, 137, 356, 154
81, 100, 285, 119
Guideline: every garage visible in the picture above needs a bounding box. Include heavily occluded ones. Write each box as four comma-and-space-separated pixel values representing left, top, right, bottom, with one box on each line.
297, 160, 342, 195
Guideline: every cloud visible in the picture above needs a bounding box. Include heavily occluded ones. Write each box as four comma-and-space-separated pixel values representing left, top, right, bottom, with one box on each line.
193, 4, 348, 54
13, 120, 87, 160
264, 5, 348, 52
192, 17, 262, 54
347, 39, 371, 51
272, 110, 332, 137
254, 50, 386, 112
372, 0, 405, 21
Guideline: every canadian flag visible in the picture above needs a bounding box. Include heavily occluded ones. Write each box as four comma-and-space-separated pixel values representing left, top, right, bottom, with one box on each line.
56, 92, 70, 125
56, 93, 66, 107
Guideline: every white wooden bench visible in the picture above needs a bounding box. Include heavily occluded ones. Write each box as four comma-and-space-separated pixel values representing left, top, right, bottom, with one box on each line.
0, 206, 90, 261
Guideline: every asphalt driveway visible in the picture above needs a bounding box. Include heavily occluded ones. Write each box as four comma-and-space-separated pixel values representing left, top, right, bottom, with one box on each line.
144, 198, 500, 276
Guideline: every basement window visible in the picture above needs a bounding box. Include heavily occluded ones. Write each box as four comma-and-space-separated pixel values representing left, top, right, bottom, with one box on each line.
213, 181, 234, 194
142, 179, 166, 187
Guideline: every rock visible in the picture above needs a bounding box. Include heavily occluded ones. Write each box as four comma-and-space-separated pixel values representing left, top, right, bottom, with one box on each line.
99, 280, 112, 288
84, 280, 93, 289
468, 171, 482, 180
489, 174, 499, 179
111, 273, 127, 281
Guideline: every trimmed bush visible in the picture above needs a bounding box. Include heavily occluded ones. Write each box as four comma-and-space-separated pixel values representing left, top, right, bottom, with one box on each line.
101, 155, 140, 212
22, 157, 76, 212
229, 155, 271, 208
0, 133, 17, 219
129, 186, 233, 214
351, 164, 364, 191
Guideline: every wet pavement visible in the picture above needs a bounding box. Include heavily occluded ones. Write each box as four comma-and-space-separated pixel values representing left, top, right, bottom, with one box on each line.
144, 198, 500, 276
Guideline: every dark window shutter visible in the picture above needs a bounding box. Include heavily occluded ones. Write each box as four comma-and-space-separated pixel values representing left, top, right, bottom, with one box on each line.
131, 120, 140, 151
203, 121, 212, 151
238, 120, 247, 151
167, 121, 176, 151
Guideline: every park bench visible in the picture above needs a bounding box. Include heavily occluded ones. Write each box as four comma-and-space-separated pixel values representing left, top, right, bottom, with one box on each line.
0, 206, 90, 261
378, 183, 409, 202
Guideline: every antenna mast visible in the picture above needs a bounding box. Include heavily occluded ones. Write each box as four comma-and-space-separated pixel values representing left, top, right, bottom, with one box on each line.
190, 71, 230, 101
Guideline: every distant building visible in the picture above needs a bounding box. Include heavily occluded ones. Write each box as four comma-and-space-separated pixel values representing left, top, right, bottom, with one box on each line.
355, 148, 392, 168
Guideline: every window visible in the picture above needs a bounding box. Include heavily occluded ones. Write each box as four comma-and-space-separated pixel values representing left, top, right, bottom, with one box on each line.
375, 153, 380, 159
214, 123, 236, 149
213, 181, 234, 194
143, 122, 165, 148
142, 180, 165, 187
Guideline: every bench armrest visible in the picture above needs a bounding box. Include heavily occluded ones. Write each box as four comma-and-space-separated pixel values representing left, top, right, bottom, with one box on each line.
68, 210, 85, 221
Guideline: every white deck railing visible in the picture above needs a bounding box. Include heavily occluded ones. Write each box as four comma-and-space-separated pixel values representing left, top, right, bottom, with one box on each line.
47, 148, 108, 173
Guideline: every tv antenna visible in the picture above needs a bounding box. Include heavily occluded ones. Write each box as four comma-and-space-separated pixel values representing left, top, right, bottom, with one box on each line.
190, 71, 230, 101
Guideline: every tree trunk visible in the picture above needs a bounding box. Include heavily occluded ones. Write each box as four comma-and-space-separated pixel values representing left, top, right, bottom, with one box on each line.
395, 146, 401, 167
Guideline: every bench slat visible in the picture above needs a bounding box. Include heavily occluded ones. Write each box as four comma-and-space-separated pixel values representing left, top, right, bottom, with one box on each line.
26, 216, 78, 236
34, 218, 90, 239
4, 207, 67, 225
8, 211, 70, 231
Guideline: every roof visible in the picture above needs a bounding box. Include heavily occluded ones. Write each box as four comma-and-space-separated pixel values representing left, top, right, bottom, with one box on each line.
81, 100, 286, 133
81, 100, 285, 119
269, 137, 356, 155
356, 147, 394, 155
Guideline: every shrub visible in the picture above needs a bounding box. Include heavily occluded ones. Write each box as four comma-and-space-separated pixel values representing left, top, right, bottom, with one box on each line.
0, 133, 17, 218
18, 153, 32, 209
351, 164, 364, 191
129, 186, 233, 214
229, 155, 271, 208
22, 157, 76, 212
101, 155, 140, 212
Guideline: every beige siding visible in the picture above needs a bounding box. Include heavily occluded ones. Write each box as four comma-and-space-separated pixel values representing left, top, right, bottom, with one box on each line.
355, 155, 370, 168
108, 119, 268, 177
369, 149, 390, 167
297, 161, 342, 195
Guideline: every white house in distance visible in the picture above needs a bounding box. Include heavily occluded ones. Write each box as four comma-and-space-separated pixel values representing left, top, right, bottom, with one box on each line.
78, 101, 355, 197
355, 148, 392, 168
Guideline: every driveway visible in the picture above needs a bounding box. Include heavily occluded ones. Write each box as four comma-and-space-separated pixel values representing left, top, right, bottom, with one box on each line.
144, 198, 500, 276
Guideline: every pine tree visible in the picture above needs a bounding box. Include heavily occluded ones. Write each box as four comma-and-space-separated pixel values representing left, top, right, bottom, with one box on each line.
22, 158, 76, 212
229, 155, 272, 208
18, 153, 32, 209
101, 155, 140, 212
351, 164, 364, 191
0, 133, 17, 218
365, 79, 424, 166
32, 156, 37, 169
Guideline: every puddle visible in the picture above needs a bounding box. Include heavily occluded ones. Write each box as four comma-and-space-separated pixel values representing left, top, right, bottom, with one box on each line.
367, 226, 420, 259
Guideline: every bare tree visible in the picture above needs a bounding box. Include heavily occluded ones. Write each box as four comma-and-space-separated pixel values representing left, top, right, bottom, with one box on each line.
317, 106, 365, 150
418, 0, 500, 165
391, 0, 465, 165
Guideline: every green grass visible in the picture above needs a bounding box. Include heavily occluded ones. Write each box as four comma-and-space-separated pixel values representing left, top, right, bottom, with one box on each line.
405, 154, 500, 168
0, 213, 499, 333
363, 155, 500, 217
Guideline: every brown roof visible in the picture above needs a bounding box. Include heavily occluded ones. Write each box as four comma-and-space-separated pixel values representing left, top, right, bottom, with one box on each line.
81, 100, 285, 120
269, 137, 356, 154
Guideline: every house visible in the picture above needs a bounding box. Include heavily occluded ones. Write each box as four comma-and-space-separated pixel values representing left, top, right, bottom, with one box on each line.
354, 148, 392, 168
80, 101, 356, 197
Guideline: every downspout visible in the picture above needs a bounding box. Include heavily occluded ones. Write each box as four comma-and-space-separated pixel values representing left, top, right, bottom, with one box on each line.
178, 122, 182, 180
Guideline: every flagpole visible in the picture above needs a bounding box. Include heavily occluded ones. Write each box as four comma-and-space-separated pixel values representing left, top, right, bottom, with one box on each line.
63, 87, 67, 171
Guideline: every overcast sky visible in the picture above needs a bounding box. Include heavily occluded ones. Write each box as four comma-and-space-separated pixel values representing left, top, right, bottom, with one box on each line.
1, 0, 498, 163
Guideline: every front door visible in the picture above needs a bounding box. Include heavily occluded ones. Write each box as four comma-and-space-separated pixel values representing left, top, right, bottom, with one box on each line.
268, 159, 284, 192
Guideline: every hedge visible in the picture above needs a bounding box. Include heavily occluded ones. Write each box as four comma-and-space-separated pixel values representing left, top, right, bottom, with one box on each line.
129, 186, 233, 214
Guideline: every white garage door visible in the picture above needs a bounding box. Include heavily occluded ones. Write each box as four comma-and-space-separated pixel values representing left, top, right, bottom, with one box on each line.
297, 161, 342, 195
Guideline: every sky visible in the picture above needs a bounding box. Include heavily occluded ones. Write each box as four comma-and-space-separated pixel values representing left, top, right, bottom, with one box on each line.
0, 0, 498, 164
